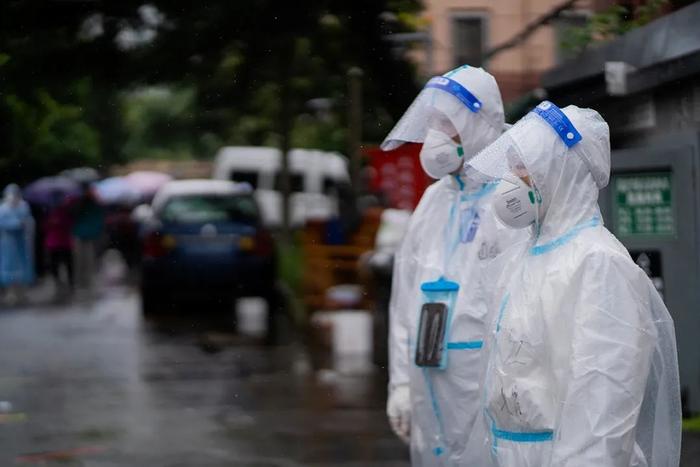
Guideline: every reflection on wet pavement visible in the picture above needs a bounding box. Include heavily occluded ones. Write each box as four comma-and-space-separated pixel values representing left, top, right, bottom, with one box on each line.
0, 287, 409, 466
2, 286, 698, 466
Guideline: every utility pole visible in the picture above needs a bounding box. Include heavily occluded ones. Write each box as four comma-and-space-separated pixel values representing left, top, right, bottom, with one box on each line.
278, 43, 295, 244
347, 67, 363, 196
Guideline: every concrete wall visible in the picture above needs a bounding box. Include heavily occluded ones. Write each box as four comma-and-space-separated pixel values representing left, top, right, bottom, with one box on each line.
603, 78, 700, 149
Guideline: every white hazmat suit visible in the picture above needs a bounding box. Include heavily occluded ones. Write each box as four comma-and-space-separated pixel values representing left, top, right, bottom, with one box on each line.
382, 65, 524, 466
465, 101, 681, 467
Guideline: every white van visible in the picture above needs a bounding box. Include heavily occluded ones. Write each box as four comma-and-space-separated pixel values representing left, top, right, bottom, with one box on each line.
212, 146, 350, 227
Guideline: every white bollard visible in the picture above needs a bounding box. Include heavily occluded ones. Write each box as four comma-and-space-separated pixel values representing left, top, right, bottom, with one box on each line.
236, 297, 268, 338
331, 310, 373, 375
331, 310, 372, 355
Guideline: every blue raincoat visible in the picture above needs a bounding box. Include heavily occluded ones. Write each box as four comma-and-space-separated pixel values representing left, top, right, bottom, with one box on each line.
0, 187, 35, 286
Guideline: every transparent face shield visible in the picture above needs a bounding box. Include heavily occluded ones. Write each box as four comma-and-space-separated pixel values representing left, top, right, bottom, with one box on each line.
466, 133, 543, 232
466, 101, 585, 231
418, 114, 466, 179
468, 102, 582, 183
426, 110, 460, 141
466, 132, 523, 183
381, 76, 485, 151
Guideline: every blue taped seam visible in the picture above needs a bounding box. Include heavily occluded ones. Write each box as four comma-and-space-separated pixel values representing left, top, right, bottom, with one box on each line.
530, 216, 600, 256
495, 293, 510, 333
442, 190, 461, 274
492, 427, 553, 443
453, 174, 465, 191
447, 340, 483, 350
461, 181, 498, 201
422, 369, 447, 457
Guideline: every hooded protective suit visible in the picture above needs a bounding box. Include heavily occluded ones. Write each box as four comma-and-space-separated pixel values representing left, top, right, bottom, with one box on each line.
382, 65, 524, 466
465, 102, 681, 466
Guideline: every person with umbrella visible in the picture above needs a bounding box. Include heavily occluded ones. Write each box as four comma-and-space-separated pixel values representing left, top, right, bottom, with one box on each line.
70, 183, 105, 291
94, 177, 142, 270
44, 190, 75, 293
0, 184, 35, 304
23, 175, 81, 280
23, 176, 81, 206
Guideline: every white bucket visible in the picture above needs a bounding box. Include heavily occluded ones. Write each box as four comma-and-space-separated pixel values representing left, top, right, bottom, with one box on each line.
236, 297, 268, 338
330, 310, 373, 356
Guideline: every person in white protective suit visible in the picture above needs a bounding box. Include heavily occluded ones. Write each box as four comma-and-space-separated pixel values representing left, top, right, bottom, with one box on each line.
382, 65, 524, 466
463, 101, 681, 466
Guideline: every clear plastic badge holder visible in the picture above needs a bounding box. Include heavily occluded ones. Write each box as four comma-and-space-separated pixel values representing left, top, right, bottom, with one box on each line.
414, 277, 460, 369
460, 206, 481, 243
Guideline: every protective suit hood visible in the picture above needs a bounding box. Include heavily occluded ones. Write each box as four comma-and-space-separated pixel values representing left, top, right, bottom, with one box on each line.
3, 184, 22, 205
381, 65, 505, 161
468, 102, 610, 243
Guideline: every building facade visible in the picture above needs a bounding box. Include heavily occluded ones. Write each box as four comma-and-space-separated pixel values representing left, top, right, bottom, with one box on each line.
415, 0, 599, 102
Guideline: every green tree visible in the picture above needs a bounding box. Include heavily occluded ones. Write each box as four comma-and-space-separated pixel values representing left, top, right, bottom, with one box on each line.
561, 0, 669, 56
1, 80, 100, 184
0, 0, 422, 192
120, 86, 221, 161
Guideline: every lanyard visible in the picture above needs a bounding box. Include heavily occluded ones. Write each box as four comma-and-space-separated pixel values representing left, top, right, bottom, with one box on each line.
441, 176, 497, 275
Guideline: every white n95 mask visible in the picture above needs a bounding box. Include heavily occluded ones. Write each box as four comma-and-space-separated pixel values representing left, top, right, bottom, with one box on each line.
419, 129, 464, 179
493, 177, 538, 229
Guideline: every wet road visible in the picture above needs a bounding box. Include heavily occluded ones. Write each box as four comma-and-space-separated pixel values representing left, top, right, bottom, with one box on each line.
0, 285, 698, 466
0, 286, 409, 466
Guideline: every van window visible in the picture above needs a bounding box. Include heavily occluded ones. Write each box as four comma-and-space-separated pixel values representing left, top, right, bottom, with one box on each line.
274, 172, 305, 193
230, 171, 258, 189
323, 177, 339, 195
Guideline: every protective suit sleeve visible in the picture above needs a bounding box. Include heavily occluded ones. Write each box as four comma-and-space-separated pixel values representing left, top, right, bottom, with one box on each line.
550, 251, 656, 467
388, 183, 439, 390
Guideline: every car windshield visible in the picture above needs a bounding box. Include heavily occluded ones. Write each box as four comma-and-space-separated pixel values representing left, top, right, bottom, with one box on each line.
160, 194, 258, 224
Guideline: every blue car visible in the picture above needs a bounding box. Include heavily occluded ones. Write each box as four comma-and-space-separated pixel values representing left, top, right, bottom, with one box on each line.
139, 180, 276, 318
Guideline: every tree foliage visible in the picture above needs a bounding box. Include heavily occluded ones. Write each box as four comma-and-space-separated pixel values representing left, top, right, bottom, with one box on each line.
560, 0, 668, 56
0, 0, 421, 186
0, 79, 101, 183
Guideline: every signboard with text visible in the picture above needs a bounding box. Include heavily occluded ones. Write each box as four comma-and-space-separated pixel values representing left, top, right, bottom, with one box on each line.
612, 171, 675, 238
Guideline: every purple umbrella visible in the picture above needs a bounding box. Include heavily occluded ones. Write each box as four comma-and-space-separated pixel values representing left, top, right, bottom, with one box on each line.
125, 171, 172, 200
23, 176, 81, 206
94, 177, 142, 205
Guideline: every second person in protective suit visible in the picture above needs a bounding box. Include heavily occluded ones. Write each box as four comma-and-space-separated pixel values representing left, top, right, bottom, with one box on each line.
464, 101, 681, 466
382, 65, 524, 466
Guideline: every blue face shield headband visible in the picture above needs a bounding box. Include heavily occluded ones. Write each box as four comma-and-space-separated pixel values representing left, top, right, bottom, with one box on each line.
531, 101, 581, 148
424, 76, 483, 114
